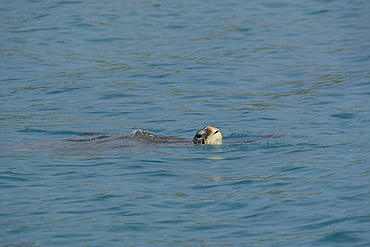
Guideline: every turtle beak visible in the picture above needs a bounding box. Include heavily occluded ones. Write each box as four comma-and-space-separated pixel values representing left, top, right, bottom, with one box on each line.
205, 126, 222, 145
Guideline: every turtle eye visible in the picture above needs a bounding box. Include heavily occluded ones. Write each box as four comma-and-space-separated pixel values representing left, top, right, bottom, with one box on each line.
196, 134, 203, 138
214, 130, 219, 134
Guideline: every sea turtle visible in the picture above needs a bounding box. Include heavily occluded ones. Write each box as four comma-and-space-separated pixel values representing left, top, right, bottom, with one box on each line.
1, 126, 288, 152
64, 125, 288, 149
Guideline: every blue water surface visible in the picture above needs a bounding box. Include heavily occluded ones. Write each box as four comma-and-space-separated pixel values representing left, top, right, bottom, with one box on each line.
1, 0, 370, 246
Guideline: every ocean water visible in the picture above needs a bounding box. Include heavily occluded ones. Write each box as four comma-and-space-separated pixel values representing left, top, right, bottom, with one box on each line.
1, 0, 370, 246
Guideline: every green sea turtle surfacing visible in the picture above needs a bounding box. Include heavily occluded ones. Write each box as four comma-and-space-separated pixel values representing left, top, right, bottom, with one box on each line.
60, 125, 286, 150
1, 126, 288, 152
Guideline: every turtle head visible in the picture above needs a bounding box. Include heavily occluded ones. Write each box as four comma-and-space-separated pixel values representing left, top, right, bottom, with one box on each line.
193, 126, 223, 145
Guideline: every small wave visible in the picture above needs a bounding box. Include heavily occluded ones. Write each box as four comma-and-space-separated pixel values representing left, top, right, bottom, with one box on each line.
128, 129, 186, 144
128, 129, 156, 138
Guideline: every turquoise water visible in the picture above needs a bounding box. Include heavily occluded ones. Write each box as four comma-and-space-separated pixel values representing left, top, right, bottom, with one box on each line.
1, 0, 370, 246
